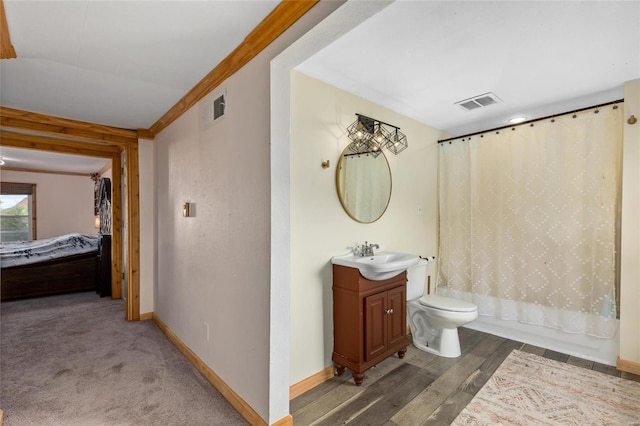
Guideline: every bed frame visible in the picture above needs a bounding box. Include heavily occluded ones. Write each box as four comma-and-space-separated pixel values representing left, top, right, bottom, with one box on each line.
1, 251, 98, 301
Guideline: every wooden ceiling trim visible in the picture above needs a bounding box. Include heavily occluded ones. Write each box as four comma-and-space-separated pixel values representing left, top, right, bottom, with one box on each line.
0, 0, 17, 59
124, 142, 140, 320
148, 0, 319, 136
0, 130, 122, 158
0, 107, 138, 145
1, 116, 136, 146
136, 128, 155, 140
246, 0, 318, 53
0, 166, 94, 177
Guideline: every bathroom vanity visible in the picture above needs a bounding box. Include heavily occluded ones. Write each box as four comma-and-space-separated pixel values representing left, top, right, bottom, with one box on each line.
332, 264, 408, 385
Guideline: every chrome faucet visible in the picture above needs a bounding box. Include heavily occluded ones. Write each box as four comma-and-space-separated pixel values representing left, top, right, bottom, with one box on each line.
361, 241, 379, 257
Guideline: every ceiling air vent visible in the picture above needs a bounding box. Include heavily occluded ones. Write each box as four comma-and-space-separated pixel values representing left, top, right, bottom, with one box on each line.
455, 92, 502, 111
202, 90, 226, 128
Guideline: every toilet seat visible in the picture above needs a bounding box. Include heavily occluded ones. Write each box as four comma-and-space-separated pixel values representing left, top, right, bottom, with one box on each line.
418, 295, 477, 313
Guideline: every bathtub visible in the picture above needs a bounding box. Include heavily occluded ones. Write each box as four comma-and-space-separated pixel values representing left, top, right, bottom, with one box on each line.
439, 289, 619, 366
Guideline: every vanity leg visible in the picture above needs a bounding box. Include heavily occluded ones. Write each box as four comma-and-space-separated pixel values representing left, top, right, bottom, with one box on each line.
352, 372, 365, 386
398, 347, 407, 359
335, 364, 346, 377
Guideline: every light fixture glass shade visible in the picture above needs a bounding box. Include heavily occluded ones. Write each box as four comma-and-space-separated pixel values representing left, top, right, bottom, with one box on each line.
367, 124, 391, 157
347, 117, 374, 156
347, 139, 368, 156
367, 143, 384, 157
385, 129, 408, 154
348, 139, 372, 155
347, 119, 371, 144
346, 114, 408, 156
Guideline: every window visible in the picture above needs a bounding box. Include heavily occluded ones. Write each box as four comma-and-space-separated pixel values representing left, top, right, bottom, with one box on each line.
1, 182, 37, 242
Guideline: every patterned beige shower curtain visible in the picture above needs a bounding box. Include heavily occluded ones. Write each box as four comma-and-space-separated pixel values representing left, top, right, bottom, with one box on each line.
437, 104, 623, 338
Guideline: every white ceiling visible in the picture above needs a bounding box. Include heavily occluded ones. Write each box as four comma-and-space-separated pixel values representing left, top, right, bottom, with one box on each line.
0, 0, 279, 173
298, 1, 640, 136
1, 1, 639, 173
0, 145, 109, 174
1, 0, 279, 130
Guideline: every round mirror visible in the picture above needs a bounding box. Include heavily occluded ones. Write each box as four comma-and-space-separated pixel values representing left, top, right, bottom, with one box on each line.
336, 147, 392, 223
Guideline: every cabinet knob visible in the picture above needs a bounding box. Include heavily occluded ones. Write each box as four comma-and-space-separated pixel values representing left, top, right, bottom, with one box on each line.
385, 308, 394, 314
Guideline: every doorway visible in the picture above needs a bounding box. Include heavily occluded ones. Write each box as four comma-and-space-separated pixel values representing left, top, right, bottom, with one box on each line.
0, 116, 140, 321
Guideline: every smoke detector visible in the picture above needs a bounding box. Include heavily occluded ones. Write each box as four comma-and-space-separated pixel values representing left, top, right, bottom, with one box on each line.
455, 92, 502, 111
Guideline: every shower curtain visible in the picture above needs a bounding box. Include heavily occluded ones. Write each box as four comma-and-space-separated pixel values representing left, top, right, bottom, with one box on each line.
437, 104, 623, 338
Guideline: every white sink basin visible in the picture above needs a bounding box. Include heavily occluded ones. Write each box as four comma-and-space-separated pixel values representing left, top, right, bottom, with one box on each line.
331, 251, 420, 281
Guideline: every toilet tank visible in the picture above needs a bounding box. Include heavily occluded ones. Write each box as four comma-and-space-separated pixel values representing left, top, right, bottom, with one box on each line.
407, 257, 435, 300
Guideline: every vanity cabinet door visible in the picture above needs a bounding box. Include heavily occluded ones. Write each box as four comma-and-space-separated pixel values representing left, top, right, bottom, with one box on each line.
387, 286, 406, 348
364, 292, 388, 361
332, 265, 409, 385
364, 285, 406, 362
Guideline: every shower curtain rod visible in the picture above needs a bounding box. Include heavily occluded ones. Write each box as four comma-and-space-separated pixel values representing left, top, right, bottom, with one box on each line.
437, 98, 624, 144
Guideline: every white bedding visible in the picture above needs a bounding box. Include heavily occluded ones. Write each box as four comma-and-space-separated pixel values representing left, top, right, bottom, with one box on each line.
0, 233, 100, 268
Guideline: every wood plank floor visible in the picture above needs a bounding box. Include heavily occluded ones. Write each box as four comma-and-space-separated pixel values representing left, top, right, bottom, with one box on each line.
290, 327, 640, 425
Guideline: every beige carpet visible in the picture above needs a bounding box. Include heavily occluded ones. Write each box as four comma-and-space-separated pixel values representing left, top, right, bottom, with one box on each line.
452, 350, 640, 425
1, 292, 247, 425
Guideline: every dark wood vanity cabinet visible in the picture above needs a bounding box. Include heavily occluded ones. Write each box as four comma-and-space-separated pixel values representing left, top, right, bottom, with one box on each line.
332, 265, 408, 385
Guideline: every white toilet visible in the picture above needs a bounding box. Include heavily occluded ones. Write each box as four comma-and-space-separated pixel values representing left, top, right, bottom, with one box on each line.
406, 258, 478, 358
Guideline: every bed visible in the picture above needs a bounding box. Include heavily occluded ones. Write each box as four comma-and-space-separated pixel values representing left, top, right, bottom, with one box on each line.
1, 233, 100, 301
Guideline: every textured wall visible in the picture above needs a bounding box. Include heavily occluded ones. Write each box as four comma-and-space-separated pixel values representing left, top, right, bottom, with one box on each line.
152, 2, 343, 423
0, 170, 95, 239
289, 71, 445, 385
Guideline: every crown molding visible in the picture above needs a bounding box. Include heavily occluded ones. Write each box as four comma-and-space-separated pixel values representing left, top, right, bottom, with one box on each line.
147, 0, 319, 136
0, 0, 17, 59
0, 107, 138, 146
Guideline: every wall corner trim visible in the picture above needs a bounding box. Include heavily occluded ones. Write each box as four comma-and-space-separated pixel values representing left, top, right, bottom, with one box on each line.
270, 414, 293, 426
139, 312, 153, 321
151, 313, 268, 425
289, 366, 335, 400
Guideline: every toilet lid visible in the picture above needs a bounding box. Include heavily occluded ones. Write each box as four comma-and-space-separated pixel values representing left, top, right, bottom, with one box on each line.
418, 295, 477, 312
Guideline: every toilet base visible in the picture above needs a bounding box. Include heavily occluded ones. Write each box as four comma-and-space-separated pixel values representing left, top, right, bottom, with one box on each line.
412, 328, 461, 358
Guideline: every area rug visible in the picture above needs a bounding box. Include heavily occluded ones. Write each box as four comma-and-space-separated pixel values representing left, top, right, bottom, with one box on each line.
452, 350, 640, 425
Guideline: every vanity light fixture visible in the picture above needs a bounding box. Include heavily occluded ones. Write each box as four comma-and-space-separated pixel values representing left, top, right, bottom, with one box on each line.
346, 114, 408, 156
